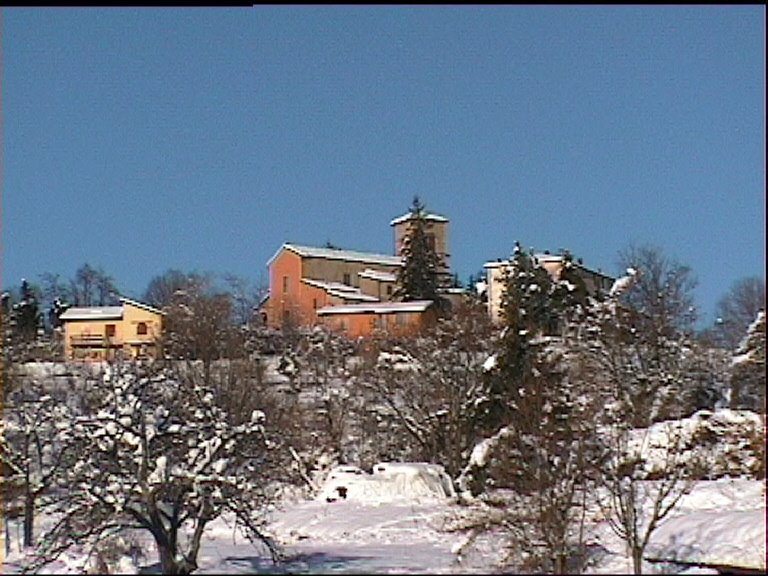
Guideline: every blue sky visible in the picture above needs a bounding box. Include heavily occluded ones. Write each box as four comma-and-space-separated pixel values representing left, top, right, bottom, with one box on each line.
2, 6, 765, 326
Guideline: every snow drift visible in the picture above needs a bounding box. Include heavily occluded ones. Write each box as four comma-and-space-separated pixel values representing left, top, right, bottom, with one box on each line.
317, 462, 455, 503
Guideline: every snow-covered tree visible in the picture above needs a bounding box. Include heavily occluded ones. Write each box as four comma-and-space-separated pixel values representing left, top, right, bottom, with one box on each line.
29, 361, 285, 575
360, 299, 495, 477
575, 290, 703, 574
729, 310, 766, 412
596, 417, 699, 575
1, 371, 74, 548
479, 243, 589, 434
459, 244, 600, 572
393, 196, 449, 313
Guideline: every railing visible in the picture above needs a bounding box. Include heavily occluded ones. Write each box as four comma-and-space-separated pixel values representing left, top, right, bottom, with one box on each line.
69, 334, 113, 347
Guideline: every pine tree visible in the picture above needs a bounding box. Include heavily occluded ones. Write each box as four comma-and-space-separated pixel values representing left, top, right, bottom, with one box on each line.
468, 243, 602, 572
729, 311, 766, 412
393, 196, 449, 313
482, 243, 558, 431
15, 279, 42, 341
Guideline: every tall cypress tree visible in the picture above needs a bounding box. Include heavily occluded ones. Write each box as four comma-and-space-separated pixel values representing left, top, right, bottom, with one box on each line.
394, 196, 449, 312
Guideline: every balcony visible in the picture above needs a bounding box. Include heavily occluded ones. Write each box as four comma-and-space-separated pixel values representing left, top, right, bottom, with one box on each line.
69, 334, 119, 348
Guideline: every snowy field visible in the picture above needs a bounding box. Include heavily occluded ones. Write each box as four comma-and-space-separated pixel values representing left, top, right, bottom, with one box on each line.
3, 467, 764, 574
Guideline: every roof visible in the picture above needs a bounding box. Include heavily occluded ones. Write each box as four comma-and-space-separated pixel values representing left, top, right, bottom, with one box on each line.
267, 243, 403, 268
59, 297, 164, 322
118, 297, 165, 316
316, 300, 434, 316
59, 306, 124, 321
389, 212, 449, 226
302, 278, 380, 302
302, 278, 361, 293
483, 255, 615, 281
358, 269, 397, 283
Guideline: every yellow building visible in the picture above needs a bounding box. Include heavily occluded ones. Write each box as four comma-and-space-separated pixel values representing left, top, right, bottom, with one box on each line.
59, 297, 164, 361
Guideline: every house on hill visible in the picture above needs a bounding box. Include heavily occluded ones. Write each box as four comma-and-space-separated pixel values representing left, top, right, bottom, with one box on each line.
59, 297, 164, 361
262, 208, 455, 337
484, 253, 615, 324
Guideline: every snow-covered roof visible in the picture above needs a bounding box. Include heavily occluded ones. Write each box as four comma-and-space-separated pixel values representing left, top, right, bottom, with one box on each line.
327, 290, 380, 302
301, 278, 381, 302
302, 278, 361, 293
59, 306, 124, 321
358, 269, 397, 283
267, 243, 403, 268
317, 300, 434, 316
58, 297, 164, 322
389, 212, 449, 226
118, 297, 165, 315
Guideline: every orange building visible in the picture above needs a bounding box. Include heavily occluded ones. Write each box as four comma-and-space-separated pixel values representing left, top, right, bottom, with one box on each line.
264, 243, 402, 331
316, 300, 437, 338
262, 208, 455, 337
59, 297, 164, 361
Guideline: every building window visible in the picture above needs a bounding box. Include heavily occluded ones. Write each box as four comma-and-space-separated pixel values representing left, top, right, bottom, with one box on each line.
282, 276, 289, 293
313, 298, 318, 310
106, 324, 116, 338
343, 273, 351, 286
386, 285, 393, 296
136, 322, 148, 336
426, 234, 436, 251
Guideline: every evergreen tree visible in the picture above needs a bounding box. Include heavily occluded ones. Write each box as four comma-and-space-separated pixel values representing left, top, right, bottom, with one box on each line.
15, 279, 42, 341
729, 311, 766, 412
393, 196, 449, 312
467, 244, 601, 572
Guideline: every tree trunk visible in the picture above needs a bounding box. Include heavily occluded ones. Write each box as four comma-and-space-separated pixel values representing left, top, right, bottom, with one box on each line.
158, 542, 197, 575
23, 491, 34, 548
554, 552, 568, 574
632, 546, 644, 574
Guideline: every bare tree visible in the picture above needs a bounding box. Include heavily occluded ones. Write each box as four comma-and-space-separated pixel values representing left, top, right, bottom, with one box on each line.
713, 276, 765, 350
597, 419, 698, 574
69, 264, 119, 307
223, 274, 268, 327
162, 276, 238, 378
142, 269, 219, 311
617, 244, 698, 339
578, 291, 702, 574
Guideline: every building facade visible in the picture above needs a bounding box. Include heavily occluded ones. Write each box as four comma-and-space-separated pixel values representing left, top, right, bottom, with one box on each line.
60, 297, 164, 361
263, 208, 453, 337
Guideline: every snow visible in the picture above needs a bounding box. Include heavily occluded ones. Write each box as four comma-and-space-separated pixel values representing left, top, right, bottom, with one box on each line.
482, 353, 497, 372
317, 462, 454, 503
609, 267, 638, 297
625, 409, 764, 478
3, 476, 764, 574
645, 509, 765, 570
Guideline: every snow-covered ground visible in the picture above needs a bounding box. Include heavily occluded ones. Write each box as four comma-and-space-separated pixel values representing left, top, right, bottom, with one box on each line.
2, 399, 764, 574
3, 465, 763, 574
